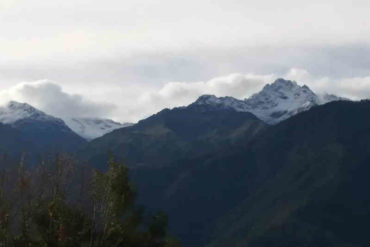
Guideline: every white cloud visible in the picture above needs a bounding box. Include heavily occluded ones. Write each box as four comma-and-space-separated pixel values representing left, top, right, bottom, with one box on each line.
0, 81, 115, 119
137, 73, 273, 116
334, 77, 370, 100
285, 68, 370, 100
1, 0, 370, 65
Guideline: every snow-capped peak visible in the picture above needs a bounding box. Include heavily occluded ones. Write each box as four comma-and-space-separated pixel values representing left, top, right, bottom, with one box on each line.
0, 101, 131, 140
0, 101, 62, 124
263, 78, 298, 90
193, 94, 244, 110
64, 117, 133, 140
192, 78, 345, 124
244, 78, 320, 123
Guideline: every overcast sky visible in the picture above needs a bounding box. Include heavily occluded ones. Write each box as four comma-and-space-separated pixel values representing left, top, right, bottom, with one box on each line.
1, 0, 370, 122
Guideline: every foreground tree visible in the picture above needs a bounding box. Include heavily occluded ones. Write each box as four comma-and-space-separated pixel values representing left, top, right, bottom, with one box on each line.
0, 154, 179, 247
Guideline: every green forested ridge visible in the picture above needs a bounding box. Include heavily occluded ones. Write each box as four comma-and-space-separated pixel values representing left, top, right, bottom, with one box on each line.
80, 104, 266, 169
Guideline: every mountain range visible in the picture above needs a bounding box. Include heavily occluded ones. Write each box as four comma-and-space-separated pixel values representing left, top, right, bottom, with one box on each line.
80, 78, 345, 169
0, 78, 344, 146
1, 78, 366, 247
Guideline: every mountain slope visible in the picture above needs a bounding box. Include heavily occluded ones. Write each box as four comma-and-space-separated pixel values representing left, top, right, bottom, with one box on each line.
80, 103, 267, 169
207, 100, 370, 247
78, 103, 266, 246
0, 123, 34, 158
0, 101, 86, 156
194, 78, 345, 124
134, 99, 370, 247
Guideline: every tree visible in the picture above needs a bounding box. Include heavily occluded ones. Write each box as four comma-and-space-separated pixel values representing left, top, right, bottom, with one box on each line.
0, 155, 179, 247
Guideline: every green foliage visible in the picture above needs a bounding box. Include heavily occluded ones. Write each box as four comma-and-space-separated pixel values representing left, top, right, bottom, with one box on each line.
32, 197, 91, 247
0, 155, 179, 247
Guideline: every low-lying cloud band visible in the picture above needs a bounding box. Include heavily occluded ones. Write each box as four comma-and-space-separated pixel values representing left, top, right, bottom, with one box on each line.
1, 68, 370, 122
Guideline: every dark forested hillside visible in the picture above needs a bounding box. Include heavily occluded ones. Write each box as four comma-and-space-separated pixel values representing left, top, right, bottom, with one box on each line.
128, 100, 370, 247
208, 100, 370, 247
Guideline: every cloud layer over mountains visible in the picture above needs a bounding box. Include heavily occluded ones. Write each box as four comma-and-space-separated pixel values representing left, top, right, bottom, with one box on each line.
1, 1, 370, 122
1, 68, 370, 122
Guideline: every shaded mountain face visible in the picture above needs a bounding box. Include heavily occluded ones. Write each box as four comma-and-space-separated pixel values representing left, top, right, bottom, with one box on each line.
205, 100, 370, 247
0, 101, 86, 159
194, 78, 345, 124
131, 100, 370, 247
0, 123, 33, 158
80, 103, 267, 169
64, 117, 132, 140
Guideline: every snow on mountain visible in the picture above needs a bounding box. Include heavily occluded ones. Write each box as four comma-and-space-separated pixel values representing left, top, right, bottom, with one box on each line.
193, 78, 346, 124
0, 101, 87, 155
0, 101, 65, 125
0, 101, 132, 140
0, 79, 346, 139
64, 118, 133, 140
243, 79, 321, 124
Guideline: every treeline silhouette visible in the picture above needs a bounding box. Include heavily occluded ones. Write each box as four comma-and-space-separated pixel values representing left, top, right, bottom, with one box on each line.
0, 154, 179, 247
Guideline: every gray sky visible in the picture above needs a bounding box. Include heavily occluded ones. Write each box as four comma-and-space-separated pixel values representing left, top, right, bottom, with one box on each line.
1, 0, 370, 122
